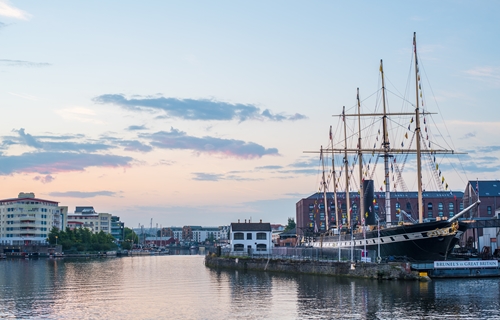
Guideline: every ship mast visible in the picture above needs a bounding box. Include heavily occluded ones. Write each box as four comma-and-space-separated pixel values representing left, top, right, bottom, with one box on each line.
321, 146, 330, 231
357, 88, 364, 226
380, 60, 392, 226
330, 125, 339, 229
413, 32, 424, 223
342, 106, 351, 228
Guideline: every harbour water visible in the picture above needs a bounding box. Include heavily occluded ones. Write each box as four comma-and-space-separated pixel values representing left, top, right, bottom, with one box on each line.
1, 255, 499, 319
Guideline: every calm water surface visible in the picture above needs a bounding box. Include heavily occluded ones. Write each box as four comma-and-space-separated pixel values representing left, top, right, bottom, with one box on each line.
0, 255, 499, 319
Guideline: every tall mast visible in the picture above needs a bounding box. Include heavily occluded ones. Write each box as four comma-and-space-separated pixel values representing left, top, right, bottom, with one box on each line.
321, 146, 330, 231
413, 32, 424, 223
380, 60, 392, 226
357, 88, 364, 225
342, 106, 351, 228
330, 125, 339, 229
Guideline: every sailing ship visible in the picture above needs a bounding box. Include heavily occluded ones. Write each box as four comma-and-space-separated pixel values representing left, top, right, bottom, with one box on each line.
308, 33, 480, 262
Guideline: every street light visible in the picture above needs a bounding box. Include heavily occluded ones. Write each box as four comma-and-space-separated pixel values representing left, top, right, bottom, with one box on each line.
55, 236, 58, 246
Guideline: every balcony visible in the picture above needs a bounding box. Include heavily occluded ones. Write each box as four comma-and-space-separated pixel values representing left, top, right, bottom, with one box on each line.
19, 220, 36, 225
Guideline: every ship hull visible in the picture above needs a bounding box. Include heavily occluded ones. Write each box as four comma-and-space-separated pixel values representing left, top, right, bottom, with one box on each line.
312, 220, 468, 262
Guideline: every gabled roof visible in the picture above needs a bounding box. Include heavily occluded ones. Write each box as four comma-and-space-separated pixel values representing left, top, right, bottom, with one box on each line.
280, 228, 296, 236
231, 222, 271, 232
468, 180, 500, 197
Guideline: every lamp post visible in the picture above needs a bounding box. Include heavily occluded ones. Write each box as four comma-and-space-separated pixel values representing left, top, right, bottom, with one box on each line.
55, 235, 58, 246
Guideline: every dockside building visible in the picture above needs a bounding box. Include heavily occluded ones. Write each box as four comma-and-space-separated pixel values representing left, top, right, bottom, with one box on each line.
0, 192, 67, 245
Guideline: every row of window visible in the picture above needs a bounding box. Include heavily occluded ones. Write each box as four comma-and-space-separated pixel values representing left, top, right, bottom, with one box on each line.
3, 208, 58, 213
233, 232, 267, 240
3, 227, 48, 231
1, 201, 57, 206
233, 244, 267, 251
4, 214, 49, 218
4, 234, 48, 238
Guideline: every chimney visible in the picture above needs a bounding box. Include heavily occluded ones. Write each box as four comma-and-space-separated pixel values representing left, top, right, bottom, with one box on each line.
245, 219, 247, 223
238, 219, 240, 223
260, 219, 262, 223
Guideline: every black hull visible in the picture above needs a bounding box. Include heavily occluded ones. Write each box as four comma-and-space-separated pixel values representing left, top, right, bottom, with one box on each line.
315, 220, 467, 262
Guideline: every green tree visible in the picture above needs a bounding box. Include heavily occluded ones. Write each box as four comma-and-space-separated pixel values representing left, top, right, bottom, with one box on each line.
284, 217, 296, 232
122, 227, 138, 249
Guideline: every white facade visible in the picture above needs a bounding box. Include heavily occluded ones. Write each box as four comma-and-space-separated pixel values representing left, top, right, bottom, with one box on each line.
0, 192, 65, 245
230, 222, 272, 254
192, 227, 221, 243
67, 207, 111, 234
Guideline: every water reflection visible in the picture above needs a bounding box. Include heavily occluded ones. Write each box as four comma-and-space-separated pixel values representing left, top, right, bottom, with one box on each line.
0, 257, 499, 319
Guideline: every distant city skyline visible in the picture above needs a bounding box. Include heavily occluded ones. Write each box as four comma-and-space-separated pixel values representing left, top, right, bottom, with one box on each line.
0, 1, 499, 227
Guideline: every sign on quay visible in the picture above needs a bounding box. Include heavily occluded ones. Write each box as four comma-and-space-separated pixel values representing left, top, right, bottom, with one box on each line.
434, 260, 498, 269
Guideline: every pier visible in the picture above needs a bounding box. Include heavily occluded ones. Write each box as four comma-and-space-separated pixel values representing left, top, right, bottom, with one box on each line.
205, 255, 423, 280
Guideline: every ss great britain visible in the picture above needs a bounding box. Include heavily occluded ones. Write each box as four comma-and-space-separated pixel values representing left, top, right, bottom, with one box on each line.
308, 33, 480, 262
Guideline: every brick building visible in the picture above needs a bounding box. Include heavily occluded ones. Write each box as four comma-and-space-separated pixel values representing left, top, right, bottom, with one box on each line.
296, 190, 464, 237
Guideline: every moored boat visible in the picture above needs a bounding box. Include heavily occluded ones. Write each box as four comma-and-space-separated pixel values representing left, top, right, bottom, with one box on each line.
307, 33, 480, 262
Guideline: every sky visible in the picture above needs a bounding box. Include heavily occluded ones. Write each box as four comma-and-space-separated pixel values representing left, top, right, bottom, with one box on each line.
0, 1, 499, 228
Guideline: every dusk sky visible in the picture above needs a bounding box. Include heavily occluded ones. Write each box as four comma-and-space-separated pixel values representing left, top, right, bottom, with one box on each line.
0, 1, 498, 228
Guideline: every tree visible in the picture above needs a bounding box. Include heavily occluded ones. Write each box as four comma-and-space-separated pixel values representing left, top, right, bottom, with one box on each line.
284, 217, 296, 232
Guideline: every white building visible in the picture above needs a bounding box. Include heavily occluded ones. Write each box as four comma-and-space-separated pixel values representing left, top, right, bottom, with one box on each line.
67, 206, 111, 234
230, 220, 272, 254
0, 192, 67, 245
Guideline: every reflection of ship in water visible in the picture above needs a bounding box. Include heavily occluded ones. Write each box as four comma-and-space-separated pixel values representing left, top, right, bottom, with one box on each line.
307, 33, 480, 262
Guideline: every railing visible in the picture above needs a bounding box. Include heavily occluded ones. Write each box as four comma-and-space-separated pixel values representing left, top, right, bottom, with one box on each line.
208, 246, 377, 263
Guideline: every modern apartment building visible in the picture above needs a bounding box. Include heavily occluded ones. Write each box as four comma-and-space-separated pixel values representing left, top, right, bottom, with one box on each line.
110, 216, 125, 241
66, 206, 111, 234
0, 192, 67, 245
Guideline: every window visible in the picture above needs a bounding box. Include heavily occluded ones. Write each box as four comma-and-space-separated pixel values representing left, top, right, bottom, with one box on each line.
247, 233, 252, 240
487, 206, 492, 215
438, 202, 443, 217
233, 244, 244, 251
256, 244, 267, 251
256, 233, 267, 240
330, 202, 335, 211
427, 211, 433, 218
352, 203, 358, 216
448, 202, 454, 217
427, 203, 433, 210
233, 232, 244, 240
406, 202, 412, 212
395, 202, 400, 210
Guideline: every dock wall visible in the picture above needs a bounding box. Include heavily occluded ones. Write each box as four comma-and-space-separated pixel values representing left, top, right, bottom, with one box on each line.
205, 255, 422, 280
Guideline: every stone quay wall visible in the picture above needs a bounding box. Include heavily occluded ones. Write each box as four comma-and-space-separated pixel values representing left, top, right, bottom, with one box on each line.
205, 255, 423, 281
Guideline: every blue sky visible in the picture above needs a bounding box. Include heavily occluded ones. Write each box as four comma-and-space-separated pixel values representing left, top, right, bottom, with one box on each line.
0, 1, 499, 228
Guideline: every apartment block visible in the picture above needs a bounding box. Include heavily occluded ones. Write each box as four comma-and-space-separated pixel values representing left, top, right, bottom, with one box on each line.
0, 192, 67, 245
